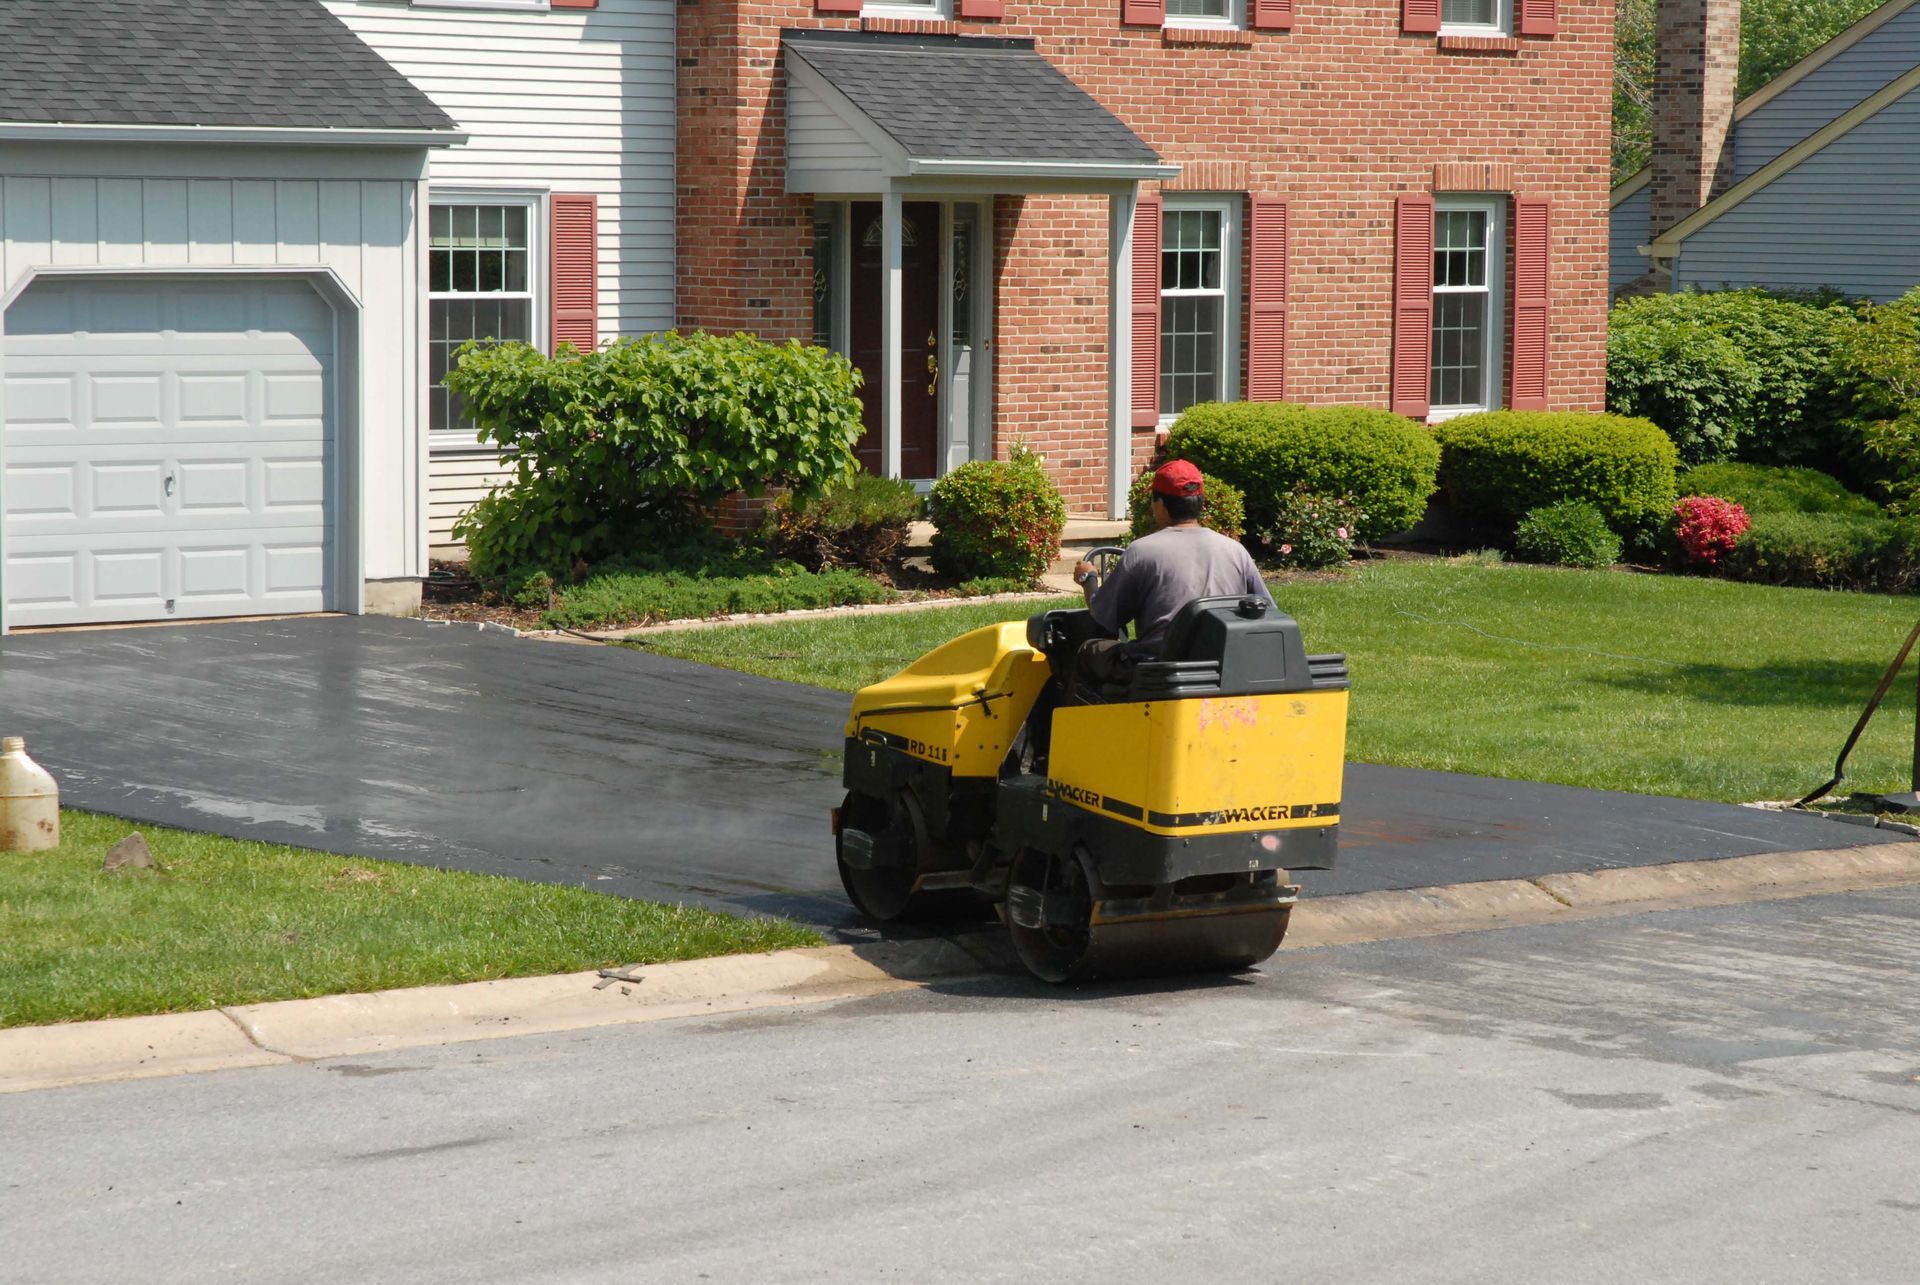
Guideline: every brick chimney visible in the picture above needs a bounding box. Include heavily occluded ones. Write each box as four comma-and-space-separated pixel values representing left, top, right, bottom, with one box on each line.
1649, 0, 1742, 237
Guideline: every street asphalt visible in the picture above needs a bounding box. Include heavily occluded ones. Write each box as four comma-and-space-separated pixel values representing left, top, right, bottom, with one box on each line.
4, 885, 1917, 1283
0, 614, 1877, 928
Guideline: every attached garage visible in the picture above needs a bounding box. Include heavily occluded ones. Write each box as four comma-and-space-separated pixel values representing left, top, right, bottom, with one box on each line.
0, 0, 462, 632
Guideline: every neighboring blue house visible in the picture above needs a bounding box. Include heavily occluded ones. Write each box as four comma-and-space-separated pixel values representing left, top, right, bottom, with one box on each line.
1612, 0, 1920, 300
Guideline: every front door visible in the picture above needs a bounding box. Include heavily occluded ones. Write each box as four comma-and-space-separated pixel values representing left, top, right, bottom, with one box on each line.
849, 201, 941, 479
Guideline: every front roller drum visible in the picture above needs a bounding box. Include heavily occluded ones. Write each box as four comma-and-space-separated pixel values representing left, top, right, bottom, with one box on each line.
1003, 847, 1294, 983
836, 790, 987, 923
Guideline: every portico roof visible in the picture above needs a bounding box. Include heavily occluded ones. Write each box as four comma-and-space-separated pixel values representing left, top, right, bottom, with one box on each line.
783, 30, 1176, 193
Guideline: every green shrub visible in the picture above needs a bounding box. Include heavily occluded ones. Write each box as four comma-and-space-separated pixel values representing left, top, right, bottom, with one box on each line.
1677, 462, 1882, 519
926, 445, 1067, 583
763, 472, 922, 573
1719, 511, 1920, 593
1433, 411, 1679, 538
1263, 489, 1364, 570
1605, 289, 1854, 465
1125, 468, 1247, 542
1513, 500, 1622, 569
1831, 285, 1920, 511
540, 544, 893, 631
1163, 402, 1439, 539
446, 333, 865, 577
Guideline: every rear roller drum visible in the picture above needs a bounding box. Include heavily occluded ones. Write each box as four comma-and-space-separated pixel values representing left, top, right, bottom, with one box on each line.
1004, 847, 1293, 983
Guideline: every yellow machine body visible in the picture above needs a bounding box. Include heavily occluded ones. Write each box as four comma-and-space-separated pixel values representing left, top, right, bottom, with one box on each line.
844, 621, 1050, 779
1046, 690, 1348, 839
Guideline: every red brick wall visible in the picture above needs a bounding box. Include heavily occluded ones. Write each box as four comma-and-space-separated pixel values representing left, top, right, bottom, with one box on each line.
678, 1, 1613, 514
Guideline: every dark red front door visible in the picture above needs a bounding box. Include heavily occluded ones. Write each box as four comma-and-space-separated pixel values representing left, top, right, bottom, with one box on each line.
849, 201, 941, 479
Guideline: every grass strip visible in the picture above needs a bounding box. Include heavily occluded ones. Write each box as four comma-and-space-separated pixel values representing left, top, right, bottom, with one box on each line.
633, 559, 1920, 805
0, 812, 821, 1029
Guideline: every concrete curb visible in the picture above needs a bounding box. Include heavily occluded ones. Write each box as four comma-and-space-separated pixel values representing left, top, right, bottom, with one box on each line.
7, 842, 1917, 1094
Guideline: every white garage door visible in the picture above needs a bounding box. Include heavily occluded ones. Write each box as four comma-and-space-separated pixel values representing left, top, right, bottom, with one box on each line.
2, 277, 336, 627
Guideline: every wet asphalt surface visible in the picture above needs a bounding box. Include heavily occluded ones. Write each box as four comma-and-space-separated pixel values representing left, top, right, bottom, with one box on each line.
0, 615, 1876, 932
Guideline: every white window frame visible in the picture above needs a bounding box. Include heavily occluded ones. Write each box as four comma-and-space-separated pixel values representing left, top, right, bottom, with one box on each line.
1158, 194, 1242, 427
1163, 0, 1247, 30
428, 187, 548, 452
862, 0, 955, 20
1438, 0, 1512, 38
1428, 194, 1505, 422
410, 0, 550, 11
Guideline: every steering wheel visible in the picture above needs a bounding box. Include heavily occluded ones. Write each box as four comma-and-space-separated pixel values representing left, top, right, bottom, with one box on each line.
1078, 544, 1127, 594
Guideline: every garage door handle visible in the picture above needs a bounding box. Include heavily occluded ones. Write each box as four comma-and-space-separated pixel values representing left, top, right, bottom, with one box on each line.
164, 473, 175, 498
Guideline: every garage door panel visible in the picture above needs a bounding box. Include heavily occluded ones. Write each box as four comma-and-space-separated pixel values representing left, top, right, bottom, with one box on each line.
4, 277, 337, 627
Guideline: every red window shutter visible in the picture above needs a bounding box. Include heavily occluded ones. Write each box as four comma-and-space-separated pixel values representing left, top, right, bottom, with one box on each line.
1509, 198, 1552, 411
1131, 195, 1163, 430
1123, 0, 1166, 27
816, 0, 862, 13
1390, 196, 1434, 420
1247, 197, 1289, 402
1252, 0, 1293, 29
1402, 0, 1441, 33
550, 194, 599, 356
959, 0, 1005, 16
1517, 0, 1559, 35
551, 0, 599, 8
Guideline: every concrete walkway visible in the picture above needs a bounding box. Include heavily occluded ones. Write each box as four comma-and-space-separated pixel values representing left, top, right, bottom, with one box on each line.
0, 615, 1880, 929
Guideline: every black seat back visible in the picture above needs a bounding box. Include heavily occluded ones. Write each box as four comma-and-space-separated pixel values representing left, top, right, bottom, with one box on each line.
1128, 596, 1349, 700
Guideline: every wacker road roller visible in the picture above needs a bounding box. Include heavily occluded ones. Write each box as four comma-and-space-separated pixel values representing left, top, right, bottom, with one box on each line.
832, 566, 1350, 982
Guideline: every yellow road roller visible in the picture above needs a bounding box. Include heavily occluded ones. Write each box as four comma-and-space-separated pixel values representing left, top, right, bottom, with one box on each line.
833, 588, 1349, 982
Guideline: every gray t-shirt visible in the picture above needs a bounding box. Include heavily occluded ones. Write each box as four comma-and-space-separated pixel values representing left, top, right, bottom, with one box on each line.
1089, 524, 1275, 643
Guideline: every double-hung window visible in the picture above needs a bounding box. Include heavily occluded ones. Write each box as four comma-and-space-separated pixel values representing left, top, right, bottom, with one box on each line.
1430, 198, 1505, 417
429, 198, 540, 438
1164, 0, 1245, 28
1439, 0, 1510, 36
1160, 199, 1239, 420
862, 0, 953, 18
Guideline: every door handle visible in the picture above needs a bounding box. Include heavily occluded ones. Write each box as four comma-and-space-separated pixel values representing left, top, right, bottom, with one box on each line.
164, 473, 176, 498
926, 331, 938, 397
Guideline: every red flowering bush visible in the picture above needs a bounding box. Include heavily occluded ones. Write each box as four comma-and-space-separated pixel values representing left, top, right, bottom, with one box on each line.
1672, 495, 1751, 568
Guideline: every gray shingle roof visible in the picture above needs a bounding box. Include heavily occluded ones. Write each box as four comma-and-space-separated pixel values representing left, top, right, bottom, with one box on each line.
0, 0, 456, 133
784, 30, 1161, 166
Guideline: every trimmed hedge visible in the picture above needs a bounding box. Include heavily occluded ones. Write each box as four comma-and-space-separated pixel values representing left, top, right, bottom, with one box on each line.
1125, 468, 1246, 542
1433, 411, 1679, 537
1721, 511, 1920, 594
763, 472, 923, 573
926, 446, 1067, 583
1677, 462, 1882, 519
1162, 402, 1439, 539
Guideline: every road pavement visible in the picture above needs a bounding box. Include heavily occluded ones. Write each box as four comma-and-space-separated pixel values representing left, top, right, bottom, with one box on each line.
0, 615, 1872, 928
4, 885, 1917, 1283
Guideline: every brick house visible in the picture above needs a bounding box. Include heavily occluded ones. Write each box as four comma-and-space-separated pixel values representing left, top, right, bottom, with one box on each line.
678, 0, 1612, 516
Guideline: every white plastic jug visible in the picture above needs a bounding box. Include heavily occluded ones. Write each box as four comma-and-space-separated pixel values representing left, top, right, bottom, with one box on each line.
0, 737, 59, 852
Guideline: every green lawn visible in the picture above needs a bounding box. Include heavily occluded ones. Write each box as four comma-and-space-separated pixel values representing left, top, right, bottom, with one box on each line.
633, 559, 1920, 805
0, 811, 821, 1028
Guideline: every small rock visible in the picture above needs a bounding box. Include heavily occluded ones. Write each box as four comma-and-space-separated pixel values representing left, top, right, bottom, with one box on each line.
102, 833, 154, 872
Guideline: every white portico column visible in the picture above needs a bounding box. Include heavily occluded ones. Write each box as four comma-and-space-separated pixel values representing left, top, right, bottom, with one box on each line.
881, 190, 904, 479
1106, 187, 1138, 519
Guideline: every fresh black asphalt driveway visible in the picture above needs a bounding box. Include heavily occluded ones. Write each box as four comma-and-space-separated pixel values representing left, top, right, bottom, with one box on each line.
0, 615, 1878, 930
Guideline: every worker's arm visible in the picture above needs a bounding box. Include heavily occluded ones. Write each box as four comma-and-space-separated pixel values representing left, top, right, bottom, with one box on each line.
1241, 547, 1277, 609
1086, 556, 1137, 638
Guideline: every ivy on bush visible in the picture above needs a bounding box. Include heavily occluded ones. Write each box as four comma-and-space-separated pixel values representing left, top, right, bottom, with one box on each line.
1125, 468, 1246, 542
1433, 411, 1679, 538
763, 472, 922, 574
926, 445, 1067, 583
1606, 289, 1854, 465
445, 333, 865, 577
1513, 500, 1622, 569
1671, 496, 1751, 568
1163, 402, 1438, 539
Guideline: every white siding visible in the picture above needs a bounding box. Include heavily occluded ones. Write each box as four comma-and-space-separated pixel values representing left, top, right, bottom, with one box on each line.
428, 451, 513, 546
1676, 84, 1920, 301
787, 76, 891, 192
0, 141, 431, 590
1733, 4, 1920, 179
326, 0, 674, 541
1609, 185, 1651, 297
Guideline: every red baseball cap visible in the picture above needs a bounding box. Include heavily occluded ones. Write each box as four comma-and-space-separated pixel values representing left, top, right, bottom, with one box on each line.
1151, 459, 1204, 498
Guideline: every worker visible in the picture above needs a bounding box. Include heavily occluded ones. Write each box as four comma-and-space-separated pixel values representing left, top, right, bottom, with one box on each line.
1072, 458, 1275, 683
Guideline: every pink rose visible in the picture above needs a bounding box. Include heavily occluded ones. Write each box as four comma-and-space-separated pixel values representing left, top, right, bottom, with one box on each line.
1336, 527, 1348, 540
1280, 543, 1293, 555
